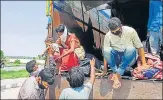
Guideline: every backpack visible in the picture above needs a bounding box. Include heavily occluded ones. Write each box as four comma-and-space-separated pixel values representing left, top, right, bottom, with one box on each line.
79, 58, 91, 77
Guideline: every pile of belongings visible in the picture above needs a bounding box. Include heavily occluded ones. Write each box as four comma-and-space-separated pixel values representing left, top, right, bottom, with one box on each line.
132, 53, 162, 80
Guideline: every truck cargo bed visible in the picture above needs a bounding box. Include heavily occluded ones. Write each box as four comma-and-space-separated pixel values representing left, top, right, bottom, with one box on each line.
45, 75, 162, 99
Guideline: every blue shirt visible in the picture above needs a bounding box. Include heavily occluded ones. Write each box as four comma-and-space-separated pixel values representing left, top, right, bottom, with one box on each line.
147, 0, 162, 32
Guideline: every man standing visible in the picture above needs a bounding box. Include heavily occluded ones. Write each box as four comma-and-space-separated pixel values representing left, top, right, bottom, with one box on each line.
18, 68, 54, 99
99, 17, 149, 88
147, 0, 162, 57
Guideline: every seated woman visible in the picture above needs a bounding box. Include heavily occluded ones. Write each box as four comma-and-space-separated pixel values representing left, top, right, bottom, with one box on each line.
54, 24, 85, 72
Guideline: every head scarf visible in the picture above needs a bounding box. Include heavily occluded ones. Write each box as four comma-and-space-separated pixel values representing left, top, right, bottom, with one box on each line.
60, 26, 71, 42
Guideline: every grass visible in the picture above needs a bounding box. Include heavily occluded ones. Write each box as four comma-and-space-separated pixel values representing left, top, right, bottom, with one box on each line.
1, 69, 29, 79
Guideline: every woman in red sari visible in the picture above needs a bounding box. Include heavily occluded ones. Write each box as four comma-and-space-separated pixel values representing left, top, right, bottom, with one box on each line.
54, 24, 80, 72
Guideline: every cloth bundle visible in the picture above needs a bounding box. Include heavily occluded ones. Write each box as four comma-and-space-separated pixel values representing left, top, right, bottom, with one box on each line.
132, 53, 162, 80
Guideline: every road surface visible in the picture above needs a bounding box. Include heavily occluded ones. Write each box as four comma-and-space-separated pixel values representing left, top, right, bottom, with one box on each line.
1, 87, 20, 99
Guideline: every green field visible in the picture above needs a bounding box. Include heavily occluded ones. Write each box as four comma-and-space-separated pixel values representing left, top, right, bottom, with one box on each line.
1, 70, 29, 79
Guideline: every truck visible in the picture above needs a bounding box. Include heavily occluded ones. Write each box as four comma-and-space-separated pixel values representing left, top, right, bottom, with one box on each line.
45, 0, 162, 99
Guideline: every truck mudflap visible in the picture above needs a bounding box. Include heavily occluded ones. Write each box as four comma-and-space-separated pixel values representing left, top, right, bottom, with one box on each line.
45, 75, 162, 99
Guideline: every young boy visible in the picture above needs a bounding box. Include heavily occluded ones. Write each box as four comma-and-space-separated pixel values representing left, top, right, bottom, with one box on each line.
59, 58, 95, 99
26, 60, 43, 77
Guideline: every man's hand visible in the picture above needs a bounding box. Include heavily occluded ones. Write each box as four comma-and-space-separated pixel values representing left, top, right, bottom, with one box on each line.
89, 58, 95, 84
96, 58, 108, 77
95, 71, 107, 77
136, 63, 151, 72
90, 58, 95, 67
141, 63, 151, 69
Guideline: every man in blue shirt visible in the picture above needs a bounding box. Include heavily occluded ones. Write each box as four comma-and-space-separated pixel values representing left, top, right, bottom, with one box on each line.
147, 0, 162, 57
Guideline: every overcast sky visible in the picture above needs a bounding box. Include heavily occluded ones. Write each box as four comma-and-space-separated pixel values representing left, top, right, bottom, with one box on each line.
1, 1, 48, 57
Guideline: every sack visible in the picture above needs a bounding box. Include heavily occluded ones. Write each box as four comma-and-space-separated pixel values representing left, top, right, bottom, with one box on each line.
143, 67, 160, 79
79, 58, 91, 76
132, 53, 163, 80
74, 46, 85, 60
85, 53, 102, 69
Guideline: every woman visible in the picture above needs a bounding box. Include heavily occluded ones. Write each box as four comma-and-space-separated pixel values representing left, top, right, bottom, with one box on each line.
54, 24, 84, 72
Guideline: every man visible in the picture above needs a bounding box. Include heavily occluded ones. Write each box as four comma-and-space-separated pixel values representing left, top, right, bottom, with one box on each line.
26, 60, 43, 77
18, 68, 54, 99
147, 0, 162, 57
99, 17, 149, 88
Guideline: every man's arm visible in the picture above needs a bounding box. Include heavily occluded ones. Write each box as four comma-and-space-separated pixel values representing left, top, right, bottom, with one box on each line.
89, 58, 95, 85
42, 46, 51, 54
132, 28, 149, 68
137, 48, 148, 67
103, 58, 108, 73
96, 58, 108, 76
96, 33, 110, 76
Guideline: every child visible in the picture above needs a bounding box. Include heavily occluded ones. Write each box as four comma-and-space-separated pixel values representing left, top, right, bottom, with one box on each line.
42, 37, 55, 57
42, 37, 62, 74
59, 58, 95, 99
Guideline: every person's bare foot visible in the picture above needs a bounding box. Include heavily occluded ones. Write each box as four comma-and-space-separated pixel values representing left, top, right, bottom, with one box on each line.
112, 73, 121, 89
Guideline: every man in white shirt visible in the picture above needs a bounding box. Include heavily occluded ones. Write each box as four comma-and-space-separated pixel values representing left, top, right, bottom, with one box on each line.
18, 68, 54, 99
99, 17, 149, 88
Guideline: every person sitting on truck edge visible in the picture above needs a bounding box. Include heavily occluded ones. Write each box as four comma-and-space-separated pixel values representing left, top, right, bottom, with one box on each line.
18, 68, 54, 99
59, 58, 95, 99
54, 24, 83, 72
98, 17, 149, 89
26, 60, 43, 77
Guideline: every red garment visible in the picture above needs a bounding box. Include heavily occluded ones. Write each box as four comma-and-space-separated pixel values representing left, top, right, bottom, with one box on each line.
58, 34, 79, 71
132, 53, 163, 80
